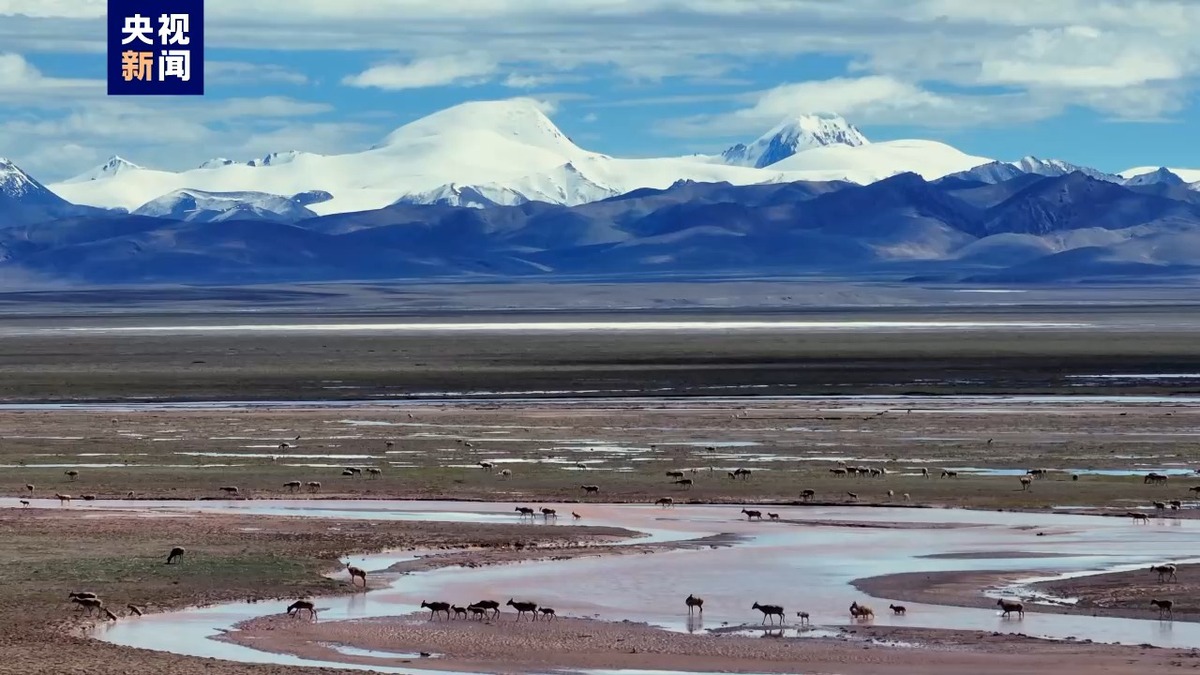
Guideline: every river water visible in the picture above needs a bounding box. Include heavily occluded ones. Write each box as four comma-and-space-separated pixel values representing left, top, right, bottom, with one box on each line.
20, 498, 1192, 673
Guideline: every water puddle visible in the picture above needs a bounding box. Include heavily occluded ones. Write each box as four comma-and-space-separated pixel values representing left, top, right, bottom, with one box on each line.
323, 644, 440, 660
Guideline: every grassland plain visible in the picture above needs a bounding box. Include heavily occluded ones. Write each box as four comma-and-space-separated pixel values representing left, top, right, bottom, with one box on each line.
3, 400, 1200, 510
3, 302, 1200, 673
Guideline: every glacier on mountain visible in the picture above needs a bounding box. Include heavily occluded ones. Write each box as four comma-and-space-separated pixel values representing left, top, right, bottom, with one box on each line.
131, 188, 319, 223
46, 99, 991, 217
719, 114, 868, 168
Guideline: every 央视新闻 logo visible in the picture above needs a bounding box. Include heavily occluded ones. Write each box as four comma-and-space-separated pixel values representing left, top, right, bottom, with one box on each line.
107, 0, 204, 95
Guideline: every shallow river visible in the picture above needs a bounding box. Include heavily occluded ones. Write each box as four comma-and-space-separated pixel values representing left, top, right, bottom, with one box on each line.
3, 498, 1192, 672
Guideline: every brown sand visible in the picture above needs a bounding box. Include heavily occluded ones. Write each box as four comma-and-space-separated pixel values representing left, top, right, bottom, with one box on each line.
223, 611, 1200, 675
854, 565, 1200, 622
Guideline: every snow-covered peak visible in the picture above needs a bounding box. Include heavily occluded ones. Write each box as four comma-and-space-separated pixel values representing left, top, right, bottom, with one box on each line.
1120, 165, 1200, 183
247, 151, 311, 167
1122, 167, 1186, 187
1011, 156, 1120, 183
943, 161, 1027, 184
62, 155, 143, 184
132, 188, 317, 222
0, 156, 41, 197
0, 157, 73, 208
377, 99, 585, 156
721, 114, 869, 169
198, 157, 240, 170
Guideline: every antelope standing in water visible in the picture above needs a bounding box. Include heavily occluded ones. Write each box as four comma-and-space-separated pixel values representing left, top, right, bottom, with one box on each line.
346, 563, 367, 588
287, 600, 317, 619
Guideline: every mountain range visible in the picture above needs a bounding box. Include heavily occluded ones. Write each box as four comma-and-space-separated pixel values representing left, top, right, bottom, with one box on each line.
3, 98, 1200, 285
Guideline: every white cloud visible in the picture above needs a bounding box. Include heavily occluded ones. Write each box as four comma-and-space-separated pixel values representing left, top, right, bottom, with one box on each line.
503, 73, 559, 89
343, 53, 496, 90
207, 61, 309, 85
0, 52, 100, 100
661, 75, 1062, 137
3, 0, 1200, 170
0, 63, 372, 180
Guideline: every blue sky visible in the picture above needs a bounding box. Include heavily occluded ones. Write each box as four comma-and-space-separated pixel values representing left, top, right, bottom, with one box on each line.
1, 0, 1198, 180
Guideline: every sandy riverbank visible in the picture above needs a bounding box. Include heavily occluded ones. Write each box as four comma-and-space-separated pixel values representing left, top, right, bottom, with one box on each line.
222, 611, 1200, 675
853, 564, 1200, 622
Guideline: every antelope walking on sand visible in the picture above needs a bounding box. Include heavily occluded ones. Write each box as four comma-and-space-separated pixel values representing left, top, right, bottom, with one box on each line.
506, 598, 538, 621
1151, 564, 1178, 583
1019, 475, 1032, 491
421, 601, 451, 620
471, 599, 500, 618
72, 597, 105, 615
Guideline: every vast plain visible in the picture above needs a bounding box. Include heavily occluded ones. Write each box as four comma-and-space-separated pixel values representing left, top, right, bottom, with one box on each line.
4, 289, 1200, 674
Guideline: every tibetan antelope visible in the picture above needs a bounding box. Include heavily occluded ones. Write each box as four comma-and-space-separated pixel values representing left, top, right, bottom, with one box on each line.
287, 600, 317, 619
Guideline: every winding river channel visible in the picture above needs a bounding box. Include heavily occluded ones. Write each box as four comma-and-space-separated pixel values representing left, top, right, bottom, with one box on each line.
4, 497, 1197, 673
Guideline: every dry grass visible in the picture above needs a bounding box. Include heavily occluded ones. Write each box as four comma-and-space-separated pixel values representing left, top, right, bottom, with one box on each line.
1, 401, 1199, 511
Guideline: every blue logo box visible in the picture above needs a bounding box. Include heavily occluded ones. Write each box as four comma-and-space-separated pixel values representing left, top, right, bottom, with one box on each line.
107, 0, 204, 95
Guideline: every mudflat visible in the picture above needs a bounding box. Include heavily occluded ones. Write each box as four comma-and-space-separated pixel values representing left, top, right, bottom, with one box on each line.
0, 306, 1198, 401
224, 611, 1200, 675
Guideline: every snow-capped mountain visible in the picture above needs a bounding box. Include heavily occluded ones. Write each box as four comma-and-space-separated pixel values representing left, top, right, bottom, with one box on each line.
1121, 166, 1200, 183
0, 157, 63, 202
1011, 156, 1121, 183
0, 157, 109, 225
247, 151, 313, 167
131, 188, 319, 222
1122, 167, 1186, 187
719, 114, 868, 168
198, 158, 240, 170
46, 99, 993, 217
942, 161, 1028, 184
945, 156, 1141, 186
61, 155, 142, 183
